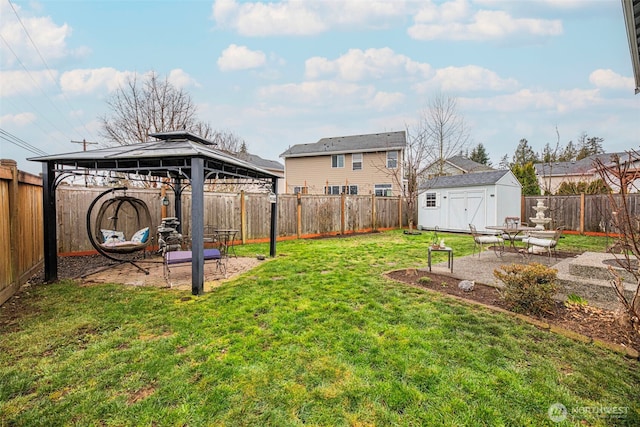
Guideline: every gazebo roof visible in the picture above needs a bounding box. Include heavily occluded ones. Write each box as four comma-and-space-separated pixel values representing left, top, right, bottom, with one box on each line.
28, 131, 279, 181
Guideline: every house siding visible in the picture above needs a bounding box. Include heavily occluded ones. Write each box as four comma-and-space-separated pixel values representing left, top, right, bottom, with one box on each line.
284, 151, 403, 195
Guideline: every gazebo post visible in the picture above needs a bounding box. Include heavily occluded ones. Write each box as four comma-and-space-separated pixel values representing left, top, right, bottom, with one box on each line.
42, 161, 58, 282
191, 157, 205, 295
174, 176, 183, 233
269, 177, 278, 257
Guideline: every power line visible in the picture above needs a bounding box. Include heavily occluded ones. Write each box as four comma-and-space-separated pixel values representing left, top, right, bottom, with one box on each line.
71, 139, 98, 151
3, 1, 100, 142
0, 128, 49, 157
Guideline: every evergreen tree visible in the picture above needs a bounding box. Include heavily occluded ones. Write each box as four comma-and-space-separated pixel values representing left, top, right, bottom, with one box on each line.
512, 138, 539, 166
469, 143, 491, 166
498, 153, 510, 170
541, 142, 558, 163
576, 134, 604, 160
558, 140, 577, 162
512, 162, 540, 196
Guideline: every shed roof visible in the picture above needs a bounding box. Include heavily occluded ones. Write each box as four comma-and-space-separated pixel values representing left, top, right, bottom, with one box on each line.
419, 170, 514, 190
280, 131, 406, 158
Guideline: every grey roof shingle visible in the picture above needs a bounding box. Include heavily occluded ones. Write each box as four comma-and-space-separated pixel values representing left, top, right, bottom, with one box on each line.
445, 155, 494, 173
280, 131, 406, 158
533, 153, 626, 176
419, 170, 513, 190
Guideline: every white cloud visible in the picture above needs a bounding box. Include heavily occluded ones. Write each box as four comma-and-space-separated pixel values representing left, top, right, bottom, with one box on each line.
168, 69, 200, 88
408, 1, 562, 41
217, 44, 267, 71
0, 1, 88, 68
305, 48, 431, 82
589, 69, 635, 91
59, 68, 135, 94
0, 70, 56, 97
430, 65, 519, 92
461, 88, 601, 114
0, 112, 36, 127
211, 0, 407, 36
367, 91, 405, 111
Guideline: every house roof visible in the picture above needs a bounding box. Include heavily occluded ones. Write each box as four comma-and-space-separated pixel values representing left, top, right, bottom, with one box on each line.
419, 170, 514, 190
28, 131, 279, 181
622, 0, 640, 94
533, 153, 626, 177
235, 152, 284, 173
280, 131, 406, 158
444, 155, 494, 173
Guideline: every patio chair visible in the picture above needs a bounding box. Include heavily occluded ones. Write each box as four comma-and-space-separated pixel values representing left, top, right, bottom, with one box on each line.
501, 217, 528, 244
469, 224, 504, 257
522, 227, 563, 261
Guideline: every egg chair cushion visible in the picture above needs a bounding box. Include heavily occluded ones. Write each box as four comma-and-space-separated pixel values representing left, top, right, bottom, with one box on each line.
131, 227, 150, 244
101, 229, 125, 243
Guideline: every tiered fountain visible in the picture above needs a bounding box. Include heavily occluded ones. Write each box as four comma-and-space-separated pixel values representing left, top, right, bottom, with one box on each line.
528, 198, 554, 238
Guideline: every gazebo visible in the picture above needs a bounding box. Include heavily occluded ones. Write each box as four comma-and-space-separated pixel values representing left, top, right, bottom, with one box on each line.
29, 131, 280, 295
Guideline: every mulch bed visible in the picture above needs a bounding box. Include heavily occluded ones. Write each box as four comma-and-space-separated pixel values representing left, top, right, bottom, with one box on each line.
386, 269, 640, 355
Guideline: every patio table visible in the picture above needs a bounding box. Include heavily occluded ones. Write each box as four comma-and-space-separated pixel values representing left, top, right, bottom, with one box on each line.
485, 225, 538, 253
428, 246, 453, 273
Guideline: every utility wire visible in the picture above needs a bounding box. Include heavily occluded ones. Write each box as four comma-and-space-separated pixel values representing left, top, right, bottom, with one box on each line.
3, 1, 100, 142
0, 128, 49, 156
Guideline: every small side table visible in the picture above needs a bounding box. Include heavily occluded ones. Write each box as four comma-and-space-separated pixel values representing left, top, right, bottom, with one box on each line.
428, 246, 453, 273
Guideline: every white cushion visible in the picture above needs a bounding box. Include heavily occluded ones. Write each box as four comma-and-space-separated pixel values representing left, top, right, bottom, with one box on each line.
101, 229, 125, 243
523, 237, 555, 248
476, 236, 503, 244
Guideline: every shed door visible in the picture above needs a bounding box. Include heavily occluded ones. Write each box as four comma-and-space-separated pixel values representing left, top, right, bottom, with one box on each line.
448, 190, 485, 231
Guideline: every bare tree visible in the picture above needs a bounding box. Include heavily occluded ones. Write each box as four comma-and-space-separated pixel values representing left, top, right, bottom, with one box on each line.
100, 71, 212, 145
594, 151, 640, 334
423, 94, 471, 176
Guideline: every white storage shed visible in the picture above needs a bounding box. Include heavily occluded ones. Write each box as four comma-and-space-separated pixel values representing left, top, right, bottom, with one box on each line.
417, 170, 522, 233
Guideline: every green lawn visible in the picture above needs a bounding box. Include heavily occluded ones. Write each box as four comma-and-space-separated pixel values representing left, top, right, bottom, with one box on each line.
1, 230, 637, 426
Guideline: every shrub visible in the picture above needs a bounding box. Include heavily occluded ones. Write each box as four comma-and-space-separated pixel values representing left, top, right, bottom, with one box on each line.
417, 276, 432, 284
493, 263, 558, 316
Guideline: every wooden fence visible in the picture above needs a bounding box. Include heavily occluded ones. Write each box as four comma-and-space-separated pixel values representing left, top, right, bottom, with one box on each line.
523, 194, 640, 234
57, 187, 411, 254
0, 160, 43, 306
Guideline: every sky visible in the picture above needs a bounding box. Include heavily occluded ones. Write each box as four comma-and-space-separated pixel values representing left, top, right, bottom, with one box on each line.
1, 0, 639, 175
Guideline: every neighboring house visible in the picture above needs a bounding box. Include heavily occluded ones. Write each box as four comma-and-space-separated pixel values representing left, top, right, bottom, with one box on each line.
534, 153, 626, 194
423, 154, 494, 178
280, 131, 406, 196
417, 170, 521, 233
236, 152, 285, 193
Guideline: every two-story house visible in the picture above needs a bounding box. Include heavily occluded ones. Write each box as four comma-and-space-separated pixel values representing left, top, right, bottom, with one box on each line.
280, 131, 406, 195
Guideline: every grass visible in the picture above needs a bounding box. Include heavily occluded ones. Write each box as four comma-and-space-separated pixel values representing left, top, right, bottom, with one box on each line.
1, 230, 637, 426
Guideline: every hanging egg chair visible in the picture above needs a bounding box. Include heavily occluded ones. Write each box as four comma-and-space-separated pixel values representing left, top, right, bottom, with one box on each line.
86, 187, 153, 273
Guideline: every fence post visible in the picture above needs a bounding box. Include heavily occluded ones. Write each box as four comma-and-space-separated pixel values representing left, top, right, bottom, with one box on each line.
371, 193, 377, 231
398, 196, 402, 229
296, 192, 302, 239
4, 160, 18, 299
240, 190, 246, 244
340, 193, 346, 235
580, 192, 585, 235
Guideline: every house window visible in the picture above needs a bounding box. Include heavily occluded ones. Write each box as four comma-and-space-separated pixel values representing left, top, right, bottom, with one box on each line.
342, 185, 358, 195
325, 185, 341, 195
387, 151, 398, 169
352, 153, 362, 171
424, 192, 438, 208
374, 184, 392, 196
293, 186, 308, 194
332, 154, 345, 168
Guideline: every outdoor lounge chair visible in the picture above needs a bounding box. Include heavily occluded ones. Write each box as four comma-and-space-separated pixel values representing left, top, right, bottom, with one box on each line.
469, 224, 504, 257
522, 227, 563, 261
